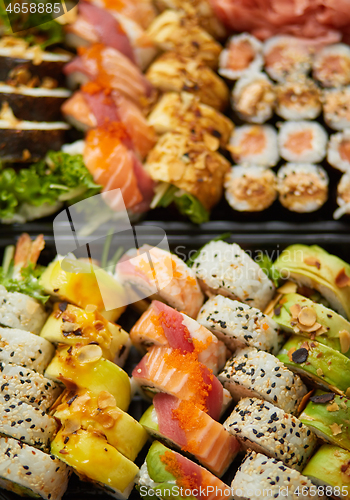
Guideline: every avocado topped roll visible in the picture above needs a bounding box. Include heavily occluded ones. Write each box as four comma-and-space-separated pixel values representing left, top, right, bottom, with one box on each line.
274, 245, 350, 319
218, 347, 307, 415
138, 441, 233, 500
300, 391, 350, 451
193, 241, 275, 311
277, 335, 350, 395
224, 397, 317, 471
273, 293, 350, 357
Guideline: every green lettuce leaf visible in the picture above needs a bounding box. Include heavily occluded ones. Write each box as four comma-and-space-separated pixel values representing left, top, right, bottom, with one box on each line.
0, 261, 49, 304
156, 184, 209, 224
256, 252, 282, 287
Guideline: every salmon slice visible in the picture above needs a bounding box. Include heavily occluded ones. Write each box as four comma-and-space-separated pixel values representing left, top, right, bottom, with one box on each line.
87, 0, 156, 29
153, 393, 240, 477
130, 300, 227, 374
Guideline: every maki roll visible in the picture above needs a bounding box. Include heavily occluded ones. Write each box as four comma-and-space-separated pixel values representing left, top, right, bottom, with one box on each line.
334, 173, 350, 220
228, 125, 279, 167
300, 391, 350, 451
192, 240, 275, 311
313, 44, 350, 88
275, 77, 322, 121
278, 121, 327, 164
224, 397, 317, 471
263, 36, 312, 83
140, 393, 240, 477
0, 435, 70, 500
197, 294, 283, 354
323, 87, 350, 130
277, 335, 350, 394
232, 71, 275, 124
327, 130, 350, 172
146, 52, 229, 111
116, 244, 204, 319
0, 287, 47, 334
218, 347, 307, 415
147, 92, 233, 147
231, 451, 325, 500
129, 300, 227, 374
219, 33, 263, 80
138, 441, 233, 500
277, 163, 328, 213
225, 165, 278, 212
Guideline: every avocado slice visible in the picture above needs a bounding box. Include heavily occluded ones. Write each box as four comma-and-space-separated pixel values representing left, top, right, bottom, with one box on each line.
300, 390, 350, 451
44, 345, 130, 411
140, 405, 160, 434
40, 302, 131, 365
303, 444, 350, 498
273, 293, 350, 357
274, 245, 350, 319
39, 259, 126, 322
146, 442, 177, 483
51, 428, 139, 500
277, 335, 350, 394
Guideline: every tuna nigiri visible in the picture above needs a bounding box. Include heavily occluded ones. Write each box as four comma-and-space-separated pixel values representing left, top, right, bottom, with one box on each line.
130, 300, 227, 374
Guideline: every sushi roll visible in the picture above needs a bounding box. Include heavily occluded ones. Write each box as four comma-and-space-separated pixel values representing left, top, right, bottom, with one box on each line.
303, 444, 350, 498
147, 10, 222, 69
323, 87, 350, 130
225, 166, 278, 212
334, 173, 350, 220
313, 44, 350, 88
0, 327, 55, 374
277, 335, 350, 395
277, 163, 328, 213
116, 244, 204, 319
147, 92, 234, 148
218, 347, 307, 415
0, 397, 57, 451
219, 33, 263, 80
232, 72, 275, 124
273, 244, 350, 320
0, 363, 61, 411
197, 294, 283, 354
192, 240, 275, 311
327, 130, 350, 172
300, 391, 350, 451
263, 36, 313, 83
275, 77, 322, 120
228, 125, 279, 167
231, 451, 325, 500
278, 121, 327, 164
140, 393, 240, 477
146, 52, 229, 111
52, 428, 139, 500
138, 441, 234, 500
132, 346, 230, 420
129, 300, 227, 374
0, 435, 70, 500
224, 397, 317, 471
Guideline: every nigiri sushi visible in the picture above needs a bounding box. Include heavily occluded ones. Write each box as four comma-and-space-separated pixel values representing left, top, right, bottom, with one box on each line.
86, 0, 156, 30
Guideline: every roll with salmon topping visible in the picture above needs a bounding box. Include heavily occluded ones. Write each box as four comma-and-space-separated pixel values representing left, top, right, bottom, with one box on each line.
275, 76, 322, 121
232, 71, 275, 124
219, 33, 263, 80
278, 121, 327, 164
313, 44, 350, 88
228, 125, 279, 167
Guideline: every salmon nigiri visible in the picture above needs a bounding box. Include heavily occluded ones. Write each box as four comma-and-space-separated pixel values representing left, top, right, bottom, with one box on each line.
130, 300, 227, 374
86, 0, 157, 30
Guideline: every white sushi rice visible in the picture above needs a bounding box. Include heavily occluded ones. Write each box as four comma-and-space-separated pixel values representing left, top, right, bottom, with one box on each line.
0, 363, 61, 411
277, 163, 329, 213
197, 295, 283, 354
225, 165, 278, 212
278, 121, 328, 163
275, 77, 322, 121
219, 33, 263, 80
313, 44, 350, 88
323, 87, 350, 130
193, 241, 275, 312
232, 71, 275, 124
263, 36, 312, 83
218, 347, 307, 415
229, 125, 279, 166
224, 398, 317, 471
0, 327, 55, 374
327, 130, 350, 172
0, 286, 48, 334
0, 397, 57, 451
334, 172, 350, 220
232, 451, 326, 500
0, 435, 71, 500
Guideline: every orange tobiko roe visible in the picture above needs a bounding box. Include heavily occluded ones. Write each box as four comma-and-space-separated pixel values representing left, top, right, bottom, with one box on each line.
160, 451, 199, 492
